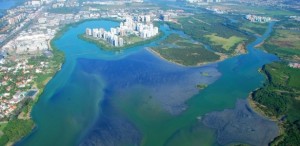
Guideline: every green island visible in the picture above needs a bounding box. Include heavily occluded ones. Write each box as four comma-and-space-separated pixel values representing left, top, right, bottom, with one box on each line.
200, 72, 210, 77
78, 32, 163, 50
151, 34, 220, 66
196, 84, 208, 90
249, 19, 300, 145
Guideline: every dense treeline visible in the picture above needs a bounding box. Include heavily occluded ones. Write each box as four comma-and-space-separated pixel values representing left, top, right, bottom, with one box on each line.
253, 87, 289, 116
0, 119, 34, 145
252, 62, 300, 145
276, 121, 300, 146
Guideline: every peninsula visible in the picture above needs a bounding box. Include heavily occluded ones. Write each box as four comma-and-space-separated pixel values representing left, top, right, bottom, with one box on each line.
79, 15, 160, 50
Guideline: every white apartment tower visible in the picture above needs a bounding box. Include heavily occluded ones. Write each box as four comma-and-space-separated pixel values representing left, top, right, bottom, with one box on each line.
86, 28, 92, 36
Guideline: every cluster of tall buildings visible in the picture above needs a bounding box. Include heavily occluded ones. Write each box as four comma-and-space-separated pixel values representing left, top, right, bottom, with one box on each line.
85, 15, 159, 47
245, 15, 272, 23
86, 28, 125, 47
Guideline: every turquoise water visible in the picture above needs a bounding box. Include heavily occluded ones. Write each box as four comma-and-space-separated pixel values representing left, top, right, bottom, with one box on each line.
0, 0, 26, 17
0, 1, 15, 10
17, 20, 278, 146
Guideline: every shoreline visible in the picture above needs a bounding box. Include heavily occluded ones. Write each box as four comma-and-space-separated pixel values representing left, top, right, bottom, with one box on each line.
247, 92, 278, 121
3, 18, 134, 145
146, 48, 187, 67
4, 19, 68, 146
8, 17, 281, 146
146, 41, 248, 67
247, 92, 286, 141
147, 47, 234, 68
8, 17, 158, 145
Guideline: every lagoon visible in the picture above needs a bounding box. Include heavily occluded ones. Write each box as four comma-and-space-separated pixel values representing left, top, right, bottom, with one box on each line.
17, 20, 278, 146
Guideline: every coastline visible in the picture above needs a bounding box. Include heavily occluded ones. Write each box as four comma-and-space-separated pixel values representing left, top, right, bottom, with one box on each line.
247, 92, 278, 121
1, 0, 299, 144
8, 18, 158, 145
2, 19, 68, 146
247, 92, 286, 142
147, 46, 245, 67
245, 61, 300, 145
22, 18, 68, 119
147, 48, 187, 67
6, 17, 286, 146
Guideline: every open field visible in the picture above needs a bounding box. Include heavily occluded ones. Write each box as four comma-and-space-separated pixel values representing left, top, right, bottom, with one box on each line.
238, 7, 297, 17
167, 13, 250, 54
268, 30, 300, 49
262, 28, 300, 61
151, 34, 220, 66
205, 33, 245, 51
210, 3, 299, 18
238, 19, 268, 35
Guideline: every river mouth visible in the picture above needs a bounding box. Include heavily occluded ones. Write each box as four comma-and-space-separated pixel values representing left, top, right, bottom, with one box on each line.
17, 20, 279, 146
